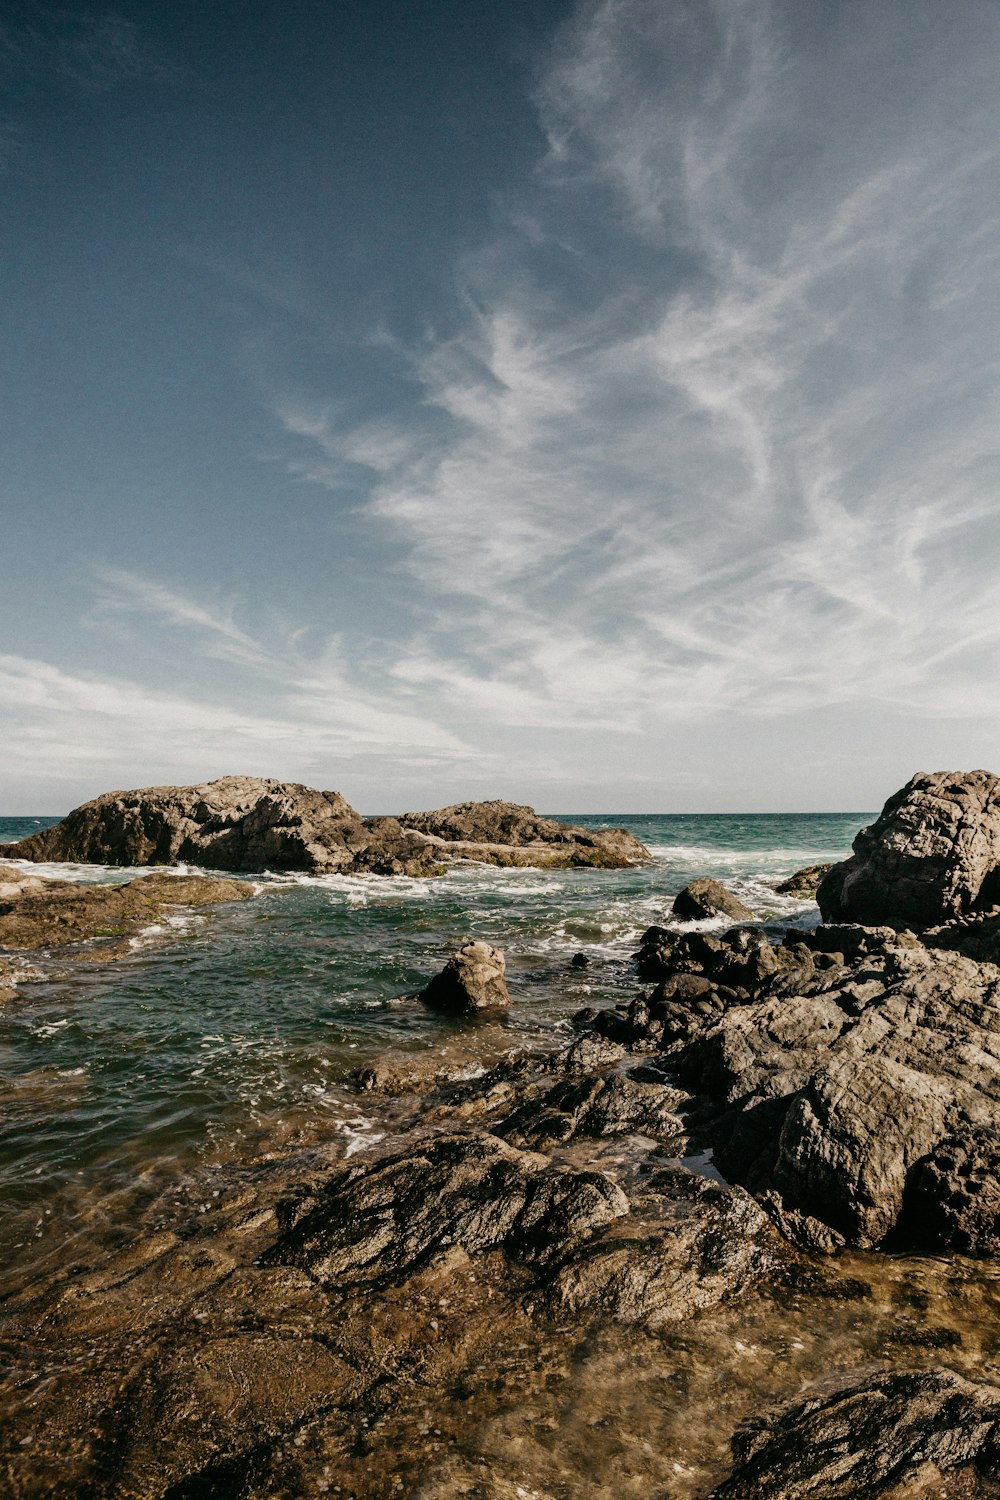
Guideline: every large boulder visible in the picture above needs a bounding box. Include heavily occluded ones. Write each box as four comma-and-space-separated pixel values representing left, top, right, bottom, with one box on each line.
399, 800, 648, 868
672, 878, 753, 922
0, 776, 441, 877
818, 770, 1000, 927
418, 940, 510, 1012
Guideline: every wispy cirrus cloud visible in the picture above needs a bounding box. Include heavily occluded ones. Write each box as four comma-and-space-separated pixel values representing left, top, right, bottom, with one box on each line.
276, 0, 1000, 739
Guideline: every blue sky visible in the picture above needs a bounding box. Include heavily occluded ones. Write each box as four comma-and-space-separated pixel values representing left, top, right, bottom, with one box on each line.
4, 0, 1000, 813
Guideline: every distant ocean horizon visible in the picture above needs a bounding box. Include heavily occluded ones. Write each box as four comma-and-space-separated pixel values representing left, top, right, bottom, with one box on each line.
0, 809, 869, 1284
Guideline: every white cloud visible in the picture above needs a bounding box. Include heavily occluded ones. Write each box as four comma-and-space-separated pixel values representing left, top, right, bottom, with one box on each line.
275, 0, 1000, 739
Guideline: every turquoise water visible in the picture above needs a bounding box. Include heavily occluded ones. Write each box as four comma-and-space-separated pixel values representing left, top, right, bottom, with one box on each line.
0, 811, 867, 1277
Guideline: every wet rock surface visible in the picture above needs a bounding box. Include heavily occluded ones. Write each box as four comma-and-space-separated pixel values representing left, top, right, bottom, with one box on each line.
712, 1366, 1000, 1498
419, 939, 511, 1012
1, 781, 650, 876
819, 769, 1000, 927
672, 878, 753, 922
775, 861, 834, 896
0, 871, 252, 951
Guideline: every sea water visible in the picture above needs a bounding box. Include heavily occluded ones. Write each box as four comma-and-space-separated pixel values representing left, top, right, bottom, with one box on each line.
0, 811, 867, 1279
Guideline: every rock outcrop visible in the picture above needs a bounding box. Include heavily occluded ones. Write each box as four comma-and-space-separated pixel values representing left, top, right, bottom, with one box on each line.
818, 769, 1000, 927
0, 776, 444, 877
0, 780, 650, 876
0, 871, 252, 950
713, 1367, 1000, 1498
418, 940, 510, 1012
597, 922, 1000, 1252
399, 799, 648, 868
671, 877, 753, 922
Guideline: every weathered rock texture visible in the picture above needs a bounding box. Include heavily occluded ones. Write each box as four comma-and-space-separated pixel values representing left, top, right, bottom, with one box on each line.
601, 922, 1000, 1252
713, 1367, 1000, 1499
775, 861, 833, 897
418, 940, 510, 1012
0, 872, 252, 950
672, 877, 753, 922
819, 769, 1000, 927
1, 780, 649, 875
399, 799, 648, 867
0, 1051, 780, 1498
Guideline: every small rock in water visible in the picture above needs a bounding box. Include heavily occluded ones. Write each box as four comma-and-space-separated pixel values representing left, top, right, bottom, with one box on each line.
419, 940, 510, 1012
672, 878, 753, 922
570, 952, 591, 969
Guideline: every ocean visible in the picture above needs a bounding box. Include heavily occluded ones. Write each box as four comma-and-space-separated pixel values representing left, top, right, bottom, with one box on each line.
0, 811, 867, 1282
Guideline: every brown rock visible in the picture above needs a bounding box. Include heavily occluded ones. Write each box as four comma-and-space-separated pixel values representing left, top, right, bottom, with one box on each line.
399, 800, 648, 868
672, 878, 753, 922
0, 872, 252, 950
419, 940, 510, 1012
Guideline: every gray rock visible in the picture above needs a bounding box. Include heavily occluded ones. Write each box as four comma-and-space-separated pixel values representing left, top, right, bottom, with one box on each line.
672, 878, 753, 922
712, 1367, 1000, 1498
673, 940, 1000, 1249
818, 769, 1000, 927
418, 940, 510, 1012
399, 800, 648, 867
1, 781, 650, 876
0, 776, 443, 877
900, 1126, 1000, 1254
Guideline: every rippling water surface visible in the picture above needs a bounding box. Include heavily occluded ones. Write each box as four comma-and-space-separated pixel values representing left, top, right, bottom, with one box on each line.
0, 811, 867, 1278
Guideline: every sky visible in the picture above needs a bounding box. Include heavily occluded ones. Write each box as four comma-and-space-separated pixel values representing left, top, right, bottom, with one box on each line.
3, 0, 1000, 814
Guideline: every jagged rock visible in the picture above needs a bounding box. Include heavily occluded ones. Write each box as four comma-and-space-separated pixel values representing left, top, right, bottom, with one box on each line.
818, 769, 1000, 927
775, 861, 834, 896
399, 800, 648, 868
546, 1170, 777, 1329
671, 939, 1000, 1249
0, 781, 649, 876
900, 1126, 1000, 1254
712, 1367, 1000, 1498
419, 940, 510, 1012
496, 1070, 687, 1151
672, 878, 753, 922
0, 776, 441, 877
0, 872, 252, 950
263, 1130, 628, 1284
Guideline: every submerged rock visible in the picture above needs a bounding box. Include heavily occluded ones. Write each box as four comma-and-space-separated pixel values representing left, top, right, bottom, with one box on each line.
0, 871, 252, 950
419, 940, 511, 1012
818, 769, 1000, 927
713, 1367, 1000, 1498
671, 878, 753, 922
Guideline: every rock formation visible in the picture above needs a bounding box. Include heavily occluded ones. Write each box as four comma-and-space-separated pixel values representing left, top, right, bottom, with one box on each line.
0, 871, 252, 950
713, 1367, 1000, 1498
818, 769, 1000, 926
0, 779, 649, 875
399, 799, 648, 867
671, 877, 753, 922
418, 940, 510, 1012
599, 920, 1000, 1252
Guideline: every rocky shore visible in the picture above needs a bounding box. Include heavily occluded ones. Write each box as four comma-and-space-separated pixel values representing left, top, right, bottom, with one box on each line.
2, 771, 1000, 1497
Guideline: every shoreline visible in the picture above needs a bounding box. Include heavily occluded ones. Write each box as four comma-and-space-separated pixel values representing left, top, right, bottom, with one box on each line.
4, 777, 1000, 1496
